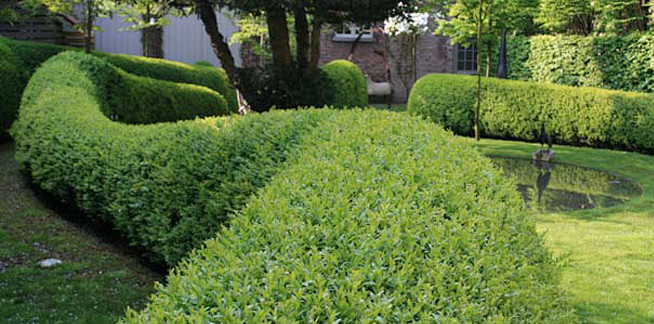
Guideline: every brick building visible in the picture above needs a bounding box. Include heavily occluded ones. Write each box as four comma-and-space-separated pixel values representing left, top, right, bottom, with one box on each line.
242, 24, 477, 103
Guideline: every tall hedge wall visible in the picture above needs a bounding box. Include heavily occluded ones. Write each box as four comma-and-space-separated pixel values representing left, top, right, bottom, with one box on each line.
0, 36, 238, 138
408, 73, 654, 153
14, 51, 572, 322
497, 34, 654, 93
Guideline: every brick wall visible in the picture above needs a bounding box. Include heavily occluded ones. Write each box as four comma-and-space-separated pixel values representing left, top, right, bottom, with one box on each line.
240, 28, 458, 103
320, 30, 456, 103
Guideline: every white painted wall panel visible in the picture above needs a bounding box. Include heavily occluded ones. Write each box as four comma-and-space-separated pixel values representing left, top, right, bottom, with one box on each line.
95, 10, 241, 68
95, 16, 142, 56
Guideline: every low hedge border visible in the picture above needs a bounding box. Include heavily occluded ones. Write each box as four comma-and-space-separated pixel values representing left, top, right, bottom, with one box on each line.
408, 73, 654, 154
122, 110, 573, 323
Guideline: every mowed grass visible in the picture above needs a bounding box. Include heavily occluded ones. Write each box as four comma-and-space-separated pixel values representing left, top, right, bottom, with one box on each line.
0, 142, 163, 323
473, 138, 654, 324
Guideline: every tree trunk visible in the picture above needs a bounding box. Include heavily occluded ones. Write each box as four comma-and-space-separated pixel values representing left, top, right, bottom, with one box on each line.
294, 6, 310, 73
307, 17, 323, 77
485, 40, 492, 77
85, 0, 93, 53
266, 7, 292, 71
194, 0, 241, 89
475, 0, 483, 141
142, 24, 164, 58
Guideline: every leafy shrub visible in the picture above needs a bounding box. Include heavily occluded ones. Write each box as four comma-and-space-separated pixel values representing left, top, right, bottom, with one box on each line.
239, 60, 367, 112
408, 73, 654, 153
0, 36, 238, 137
12, 51, 335, 264
238, 65, 332, 112
122, 110, 573, 323
0, 39, 26, 140
322, 59, 369, 108
487, 34, 654, 93
94, 52, 238, 112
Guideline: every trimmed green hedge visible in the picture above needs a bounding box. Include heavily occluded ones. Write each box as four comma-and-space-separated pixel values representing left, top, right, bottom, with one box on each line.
0, 40, 26, 141
488, 34, 654, 93
0, 36, 238, 137
408, 73, 654, 153
13, 51, 335, 265
15, 51, 572, 321
93, 52, 238, 112
122, 110, 572, 323
322, 59, 369, 108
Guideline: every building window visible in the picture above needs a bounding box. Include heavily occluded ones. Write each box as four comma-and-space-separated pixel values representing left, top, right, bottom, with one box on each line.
457, 44, 477, 73
333, 23, 374, 43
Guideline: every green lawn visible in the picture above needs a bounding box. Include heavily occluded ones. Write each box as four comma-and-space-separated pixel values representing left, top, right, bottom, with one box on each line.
473, 138, 654, 324
0, 142, 163, 324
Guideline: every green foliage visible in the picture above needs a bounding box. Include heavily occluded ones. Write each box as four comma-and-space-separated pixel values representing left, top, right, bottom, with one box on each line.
240, 60, 367, 112
536, 0, 593, 35
93, 52, 238, 112
408, 73, 654, 153
122, 110, 573, 323
0, 39, 26, 140
434, 0, 540, 46
0, 36, 239, 139
12, 51, 335, 265
322, 60, 369, 108
499, 34, 654, 93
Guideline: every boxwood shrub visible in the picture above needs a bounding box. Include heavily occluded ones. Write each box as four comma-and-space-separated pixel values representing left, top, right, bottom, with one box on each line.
15, 51, 572, 321
0, 40, 26, 141
408, 73, 654, 153
122, 110, 573, 323
0, 36, 238, 137
12, 51, 336, 265
322, 59, 369, 108
93, 52, 238, 112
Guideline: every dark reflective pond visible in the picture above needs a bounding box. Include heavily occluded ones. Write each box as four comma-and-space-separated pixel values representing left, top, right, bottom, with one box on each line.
490, 157, 643, 213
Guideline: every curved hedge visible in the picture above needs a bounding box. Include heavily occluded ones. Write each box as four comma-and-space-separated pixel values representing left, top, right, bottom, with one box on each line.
93, 52, 238, 112
13, 51, 335, 265
0, 36, 238, 137
408, 73, 654, 153
322, 59, 369, 108
122, 110, 572, 323
15, 52, 572, 322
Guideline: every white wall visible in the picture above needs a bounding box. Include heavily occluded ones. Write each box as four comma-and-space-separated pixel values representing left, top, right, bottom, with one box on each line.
95, 11, 241, 67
